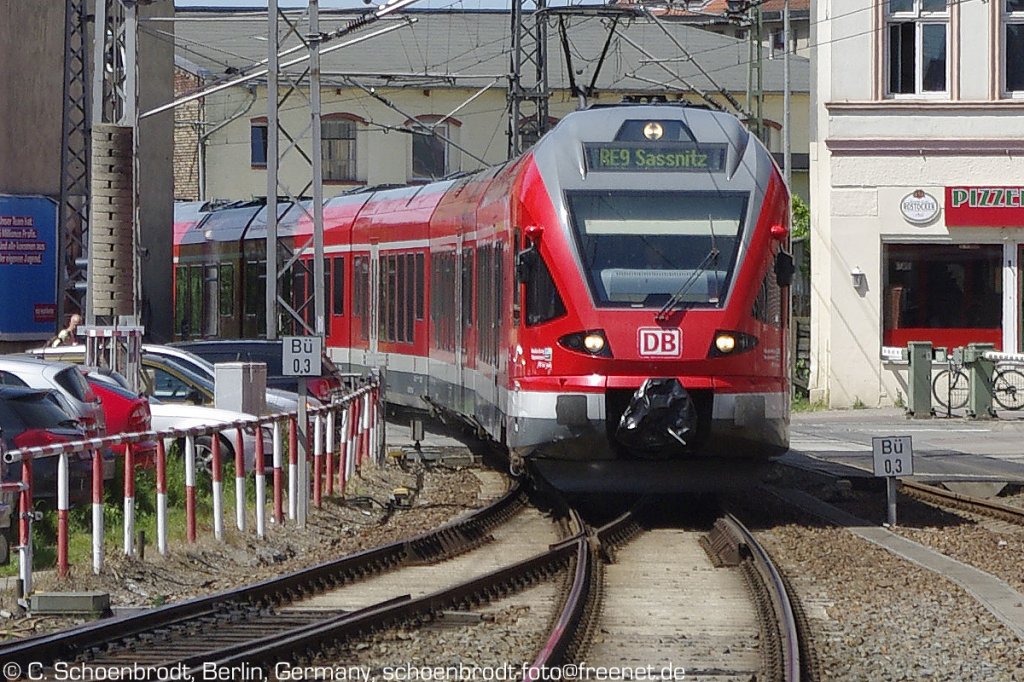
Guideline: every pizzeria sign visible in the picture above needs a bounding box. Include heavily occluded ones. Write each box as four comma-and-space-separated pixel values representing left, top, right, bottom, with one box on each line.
946, 186, 1024, 227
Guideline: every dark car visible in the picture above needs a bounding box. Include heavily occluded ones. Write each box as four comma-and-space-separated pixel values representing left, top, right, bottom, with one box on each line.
172, 339, 343, 402
0, 386, 93, 502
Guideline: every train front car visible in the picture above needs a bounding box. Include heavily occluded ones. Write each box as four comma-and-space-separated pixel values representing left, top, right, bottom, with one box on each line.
509, 105, 793, 491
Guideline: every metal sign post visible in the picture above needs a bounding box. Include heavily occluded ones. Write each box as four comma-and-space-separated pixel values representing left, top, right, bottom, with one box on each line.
283, 336, 323, 528
871, 435, 914, 527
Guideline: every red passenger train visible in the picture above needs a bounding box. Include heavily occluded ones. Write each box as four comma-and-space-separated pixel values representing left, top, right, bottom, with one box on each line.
174, 104, 794, 489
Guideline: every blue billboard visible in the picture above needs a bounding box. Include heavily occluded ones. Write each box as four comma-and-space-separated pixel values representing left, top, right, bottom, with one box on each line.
0, 195, 58, 340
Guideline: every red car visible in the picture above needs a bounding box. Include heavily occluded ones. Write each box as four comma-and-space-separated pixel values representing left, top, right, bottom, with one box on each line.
85, 373, 158, 468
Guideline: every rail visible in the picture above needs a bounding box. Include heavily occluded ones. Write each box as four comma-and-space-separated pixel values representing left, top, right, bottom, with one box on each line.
0, 378, 383, 607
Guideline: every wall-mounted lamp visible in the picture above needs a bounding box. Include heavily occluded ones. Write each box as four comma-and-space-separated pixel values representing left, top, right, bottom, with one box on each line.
851, 266, 866, 288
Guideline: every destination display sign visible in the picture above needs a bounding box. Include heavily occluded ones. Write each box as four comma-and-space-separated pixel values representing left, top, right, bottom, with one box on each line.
584, 142, 727, 173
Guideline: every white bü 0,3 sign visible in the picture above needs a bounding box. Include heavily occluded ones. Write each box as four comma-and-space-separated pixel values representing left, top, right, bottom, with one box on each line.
871, 435, 914, 477
282, 336, 323, 377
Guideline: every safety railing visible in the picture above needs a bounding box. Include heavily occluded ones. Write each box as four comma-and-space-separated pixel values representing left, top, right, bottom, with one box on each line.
0, 378, 383, 607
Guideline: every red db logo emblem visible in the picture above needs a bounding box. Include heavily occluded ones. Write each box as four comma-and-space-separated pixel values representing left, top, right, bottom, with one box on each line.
638, 328, 682, 357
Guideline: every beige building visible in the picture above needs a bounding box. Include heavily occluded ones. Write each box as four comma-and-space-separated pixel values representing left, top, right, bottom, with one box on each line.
810, 0, 1024, 407
171, 8, 811, 203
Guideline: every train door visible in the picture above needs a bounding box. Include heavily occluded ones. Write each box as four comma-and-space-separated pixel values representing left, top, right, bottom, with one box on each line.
455, 235, 468, 411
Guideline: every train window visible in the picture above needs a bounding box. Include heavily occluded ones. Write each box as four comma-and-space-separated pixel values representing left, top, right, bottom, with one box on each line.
462, 248, 474, 328
566, 190, 746, 309
513, 230, 521, 326
188, 266, 202, 338
244, 261, 264, 318
525, 251, 566, 326
332, 257, 344, 315
404, 253, 415, 342
219, 264, 234, 317
354, 256, 369, 340
175, 266, 189, 339
415, 253, 425, 320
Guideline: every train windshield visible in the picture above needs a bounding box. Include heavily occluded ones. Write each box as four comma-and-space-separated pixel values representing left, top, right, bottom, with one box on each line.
566, 190, 748, 308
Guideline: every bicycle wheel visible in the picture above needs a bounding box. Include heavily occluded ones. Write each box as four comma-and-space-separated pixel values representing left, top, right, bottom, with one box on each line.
932, 369, 969, 410
993, 368, 1024, 410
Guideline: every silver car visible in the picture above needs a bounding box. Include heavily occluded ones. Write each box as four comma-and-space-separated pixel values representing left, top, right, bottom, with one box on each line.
0, 355, 107, 439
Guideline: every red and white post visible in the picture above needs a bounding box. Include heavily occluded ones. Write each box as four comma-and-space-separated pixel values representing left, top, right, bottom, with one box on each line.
211, 433, 224, 540
346, 399, 358, 482
185, 434, 197, 543
255, 426, 266, 539
123, 442, 136, 556
288, 416, 298, 521
337, 403, 350, 496
325, 408, 335, 497
19, 452, 34, 593
57, 451, 69, 578
235, 426, 246, 532
313, 413, 323, 509
272, 420, 284, 524
92, 447, 104, 574
156, 440, 168, 555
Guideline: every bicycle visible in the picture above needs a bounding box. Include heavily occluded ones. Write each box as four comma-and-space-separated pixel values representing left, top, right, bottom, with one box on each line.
932, 355, 968, 412
932, 356, 1024, 411
992, 363, 1024, 410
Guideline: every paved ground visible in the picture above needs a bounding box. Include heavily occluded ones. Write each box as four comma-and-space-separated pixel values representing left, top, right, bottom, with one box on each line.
784, 407, 1024, 485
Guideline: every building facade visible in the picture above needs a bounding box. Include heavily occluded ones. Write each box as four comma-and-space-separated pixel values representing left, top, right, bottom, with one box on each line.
172, 8, 811, 203
810, 0, 1024, 407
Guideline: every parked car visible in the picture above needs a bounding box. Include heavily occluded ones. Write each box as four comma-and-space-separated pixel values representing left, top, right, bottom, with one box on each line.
0, 355, 107, 440
31, 344, 315, 413
87, 370, 269, 474
0, 386, 92, 498
84, 370, 159, 467
172, 339, 343, 402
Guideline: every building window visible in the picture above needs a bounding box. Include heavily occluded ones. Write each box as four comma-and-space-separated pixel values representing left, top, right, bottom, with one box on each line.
886, 0, 949, 96
883, 243, 1002, 350
250, 118, 268, 167
322, 115, 358, 181
1006, 0, 1024, 94
408, 116, 460, 181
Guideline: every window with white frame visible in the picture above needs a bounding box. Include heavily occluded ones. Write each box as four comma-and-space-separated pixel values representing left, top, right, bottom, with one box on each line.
322, 115, 358, 181
886, 0, 949, 96
1006, 0, 1024, 94
408, 116, 460, 181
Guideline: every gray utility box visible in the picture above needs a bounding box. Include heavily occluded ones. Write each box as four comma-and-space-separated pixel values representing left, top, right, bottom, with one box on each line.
214, 362, 267, 416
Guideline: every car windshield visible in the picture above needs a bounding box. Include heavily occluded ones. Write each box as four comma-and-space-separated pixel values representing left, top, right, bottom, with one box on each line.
55, 366, 93, 402
566, 190, 747, 309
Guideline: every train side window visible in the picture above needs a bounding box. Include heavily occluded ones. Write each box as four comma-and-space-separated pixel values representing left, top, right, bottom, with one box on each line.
525, 253, 566, 326
404, 253, 415, 342
175, 266, 189, 338
332, 257, 344, 315
188, 266, 202, 339
219, 264, 234, 317
512, 230, 521, 327
415, 253, 425, 320
462, 247, 474, 328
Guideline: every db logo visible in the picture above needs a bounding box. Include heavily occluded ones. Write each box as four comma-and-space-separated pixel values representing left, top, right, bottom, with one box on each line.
638, 328, 682, 357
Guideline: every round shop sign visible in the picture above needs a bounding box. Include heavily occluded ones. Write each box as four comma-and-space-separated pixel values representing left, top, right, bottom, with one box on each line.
900, 190, 940, 225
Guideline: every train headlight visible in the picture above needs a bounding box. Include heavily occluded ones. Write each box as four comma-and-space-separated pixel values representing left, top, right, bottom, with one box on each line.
558, 330, 613, 358
584, 333, 605, 353
708, 330, 758, 357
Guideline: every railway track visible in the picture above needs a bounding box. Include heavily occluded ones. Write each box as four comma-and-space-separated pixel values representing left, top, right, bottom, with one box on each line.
0, 478, 535, 674
900, 480, 1024, 528
2, 484, 815, 682
549, 508, 812, 682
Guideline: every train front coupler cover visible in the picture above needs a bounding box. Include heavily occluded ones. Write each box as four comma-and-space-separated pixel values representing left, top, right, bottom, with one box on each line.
614, 378, 698, 456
